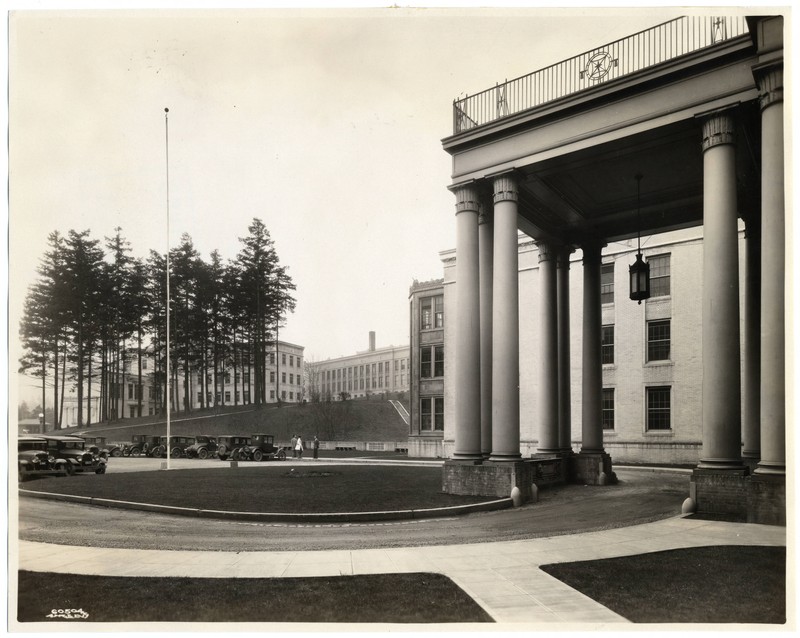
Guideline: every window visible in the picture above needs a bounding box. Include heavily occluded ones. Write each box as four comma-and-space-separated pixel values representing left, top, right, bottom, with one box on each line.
602, 388, 615, 430
647, 320, 671, 362
601, 263, 614, 304
243, 371, 250, 384
420, 345, 444, 378
281, 372, 286, 384
142, 359, 148, 370
270, 371, 276, 383
224, 391, 231, 402
602, 325, 615, 364
647, 386, 671, 430
270, 390, 275, 399
224, 373, 231, 384
420, 397, 444, 431
128, 383, 134, 399
282, 354, 287, 365
289, 392, 294, 400
648, 254, 671, 297
289, 355, 294, 367
421, 295, 443, 330
289, 373, 294, 385
197, 391, 203, 402
281, 391, 286, 400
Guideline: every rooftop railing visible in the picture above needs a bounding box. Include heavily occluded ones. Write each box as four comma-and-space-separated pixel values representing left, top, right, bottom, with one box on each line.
453, 15, 749, 134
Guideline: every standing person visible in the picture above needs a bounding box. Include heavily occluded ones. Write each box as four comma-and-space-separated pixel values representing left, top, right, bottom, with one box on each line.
291, 434, 298, 459
313, 436, 319, 460
295, 435, 304, 460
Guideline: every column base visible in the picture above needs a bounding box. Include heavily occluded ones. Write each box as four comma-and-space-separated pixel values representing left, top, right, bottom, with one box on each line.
754, 460, 786, 476
441, 459, 534, 502
697, 457, 747, 471
488, 453, 522, 462
569, 451, 616, 485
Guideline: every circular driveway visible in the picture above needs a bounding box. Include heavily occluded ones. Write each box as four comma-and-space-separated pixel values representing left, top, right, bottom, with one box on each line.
18, 468, 690, 551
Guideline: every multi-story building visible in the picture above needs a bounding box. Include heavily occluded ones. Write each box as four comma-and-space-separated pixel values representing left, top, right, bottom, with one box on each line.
409, 228, 718, 463
312, 332, 409, 400
408, 279, 445, 457
57, 339, 305, 428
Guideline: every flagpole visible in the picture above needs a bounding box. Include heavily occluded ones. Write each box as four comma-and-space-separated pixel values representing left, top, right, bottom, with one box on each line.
164, 107, 171, 471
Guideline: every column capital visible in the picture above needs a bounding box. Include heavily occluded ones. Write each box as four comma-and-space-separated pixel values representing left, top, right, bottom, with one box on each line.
535, 240, 556, 263
556, 246, 576, 269
492, 173, 519, 204
580, 241, 606, 264
478, 203, 493, 225
702, 112, 736, 152
753, 62, 783, 111
452, 184, 481, 214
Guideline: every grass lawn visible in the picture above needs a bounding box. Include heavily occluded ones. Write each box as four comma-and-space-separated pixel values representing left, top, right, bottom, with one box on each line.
17, 571, 493, 623
22, 466, 493, 512
540, 545, 785, 624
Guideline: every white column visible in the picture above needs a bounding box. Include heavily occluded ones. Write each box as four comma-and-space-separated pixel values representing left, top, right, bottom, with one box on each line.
742, 221, 761, 462
580, 242, 605, 453
479, 205, 494, 458
536, 240, 559, 453
557, 247, 573, 452
452, 184, 482, 461
490, 173, 521, 461
755, 64, 785, 475
698, 111, 743, 469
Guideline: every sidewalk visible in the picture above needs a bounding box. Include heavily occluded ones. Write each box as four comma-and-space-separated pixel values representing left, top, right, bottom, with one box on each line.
16, 515, 785, 624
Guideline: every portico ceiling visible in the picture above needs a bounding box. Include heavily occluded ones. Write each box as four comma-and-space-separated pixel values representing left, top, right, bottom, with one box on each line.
513, 105, 761, 245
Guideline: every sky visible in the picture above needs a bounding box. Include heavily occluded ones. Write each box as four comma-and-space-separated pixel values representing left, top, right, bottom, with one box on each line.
7, 2, 782, 406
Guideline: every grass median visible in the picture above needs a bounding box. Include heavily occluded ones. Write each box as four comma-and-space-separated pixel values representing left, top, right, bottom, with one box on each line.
18, 571, 493, 623
21, 465, 494, 513
540, 545, 785, 624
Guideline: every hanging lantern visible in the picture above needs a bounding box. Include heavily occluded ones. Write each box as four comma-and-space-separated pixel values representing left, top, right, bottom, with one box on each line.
629, 252, 650, 303
629, 174, 650, 304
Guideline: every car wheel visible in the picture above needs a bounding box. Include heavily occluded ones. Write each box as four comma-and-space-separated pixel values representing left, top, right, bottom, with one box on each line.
64, 463, 75, 476
232, 449, 240, 461
277, 449, 286, 461
217, 444, 228, 459
95, 465, 106, 474
111, 449, 122, 458
152, 447, 163, 458
171, 447, 181, 458
253, 449, 264, 462
131, 449, 140, 457
198, 448, 208, 460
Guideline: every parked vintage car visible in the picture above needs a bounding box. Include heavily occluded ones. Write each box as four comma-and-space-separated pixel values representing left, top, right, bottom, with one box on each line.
124, 434, 162, 457
215, 435, 250, 461
184, 435, 218, 459
81, 436, 107, 459
18, 436, 63, 480
238, 433, 287, 462
41, 435, 107, 475
151, 435, 195, 459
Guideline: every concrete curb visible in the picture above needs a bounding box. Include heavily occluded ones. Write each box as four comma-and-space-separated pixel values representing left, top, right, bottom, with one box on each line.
615, 465, 693, 474
19, 488, 513, 522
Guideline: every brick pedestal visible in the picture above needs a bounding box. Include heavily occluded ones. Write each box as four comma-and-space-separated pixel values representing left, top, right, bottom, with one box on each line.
689, 467, 749, 521
570, 452, 616, 485
442, 460, 535, 502
747, 473, 786, 525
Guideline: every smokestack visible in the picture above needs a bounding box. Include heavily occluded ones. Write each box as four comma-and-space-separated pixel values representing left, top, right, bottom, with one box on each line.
369, 331, 376, 352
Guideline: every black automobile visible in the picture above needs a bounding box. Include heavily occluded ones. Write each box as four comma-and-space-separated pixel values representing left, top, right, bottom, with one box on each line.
124, 434, 162, 457
239, 433, 287, 462
18, 436, 63, 480
185, 435, 218, 459
216, 435, 250, 461
152, 435, 195, 459
41, 435, 107, 475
